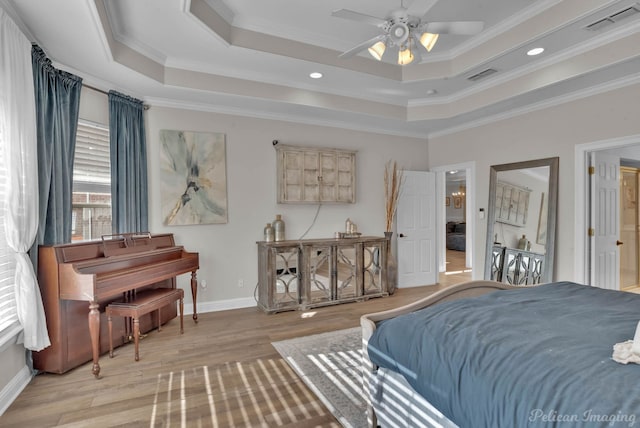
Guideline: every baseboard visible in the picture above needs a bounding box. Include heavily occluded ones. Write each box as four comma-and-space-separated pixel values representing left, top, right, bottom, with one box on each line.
0, 365, 31, 416
183, 296, 257, 316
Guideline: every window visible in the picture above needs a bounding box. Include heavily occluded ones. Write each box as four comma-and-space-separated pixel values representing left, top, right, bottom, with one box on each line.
72, 121, 112, 241
0, 127, 17, 333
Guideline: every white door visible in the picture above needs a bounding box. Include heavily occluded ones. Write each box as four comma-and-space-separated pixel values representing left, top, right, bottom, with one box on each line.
397, 171, 437, 287
590, 152, 620, 290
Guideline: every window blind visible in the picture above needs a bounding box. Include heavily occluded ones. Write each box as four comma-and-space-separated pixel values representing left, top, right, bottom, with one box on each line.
73, 121, 110, 193
0, 127, 18, 333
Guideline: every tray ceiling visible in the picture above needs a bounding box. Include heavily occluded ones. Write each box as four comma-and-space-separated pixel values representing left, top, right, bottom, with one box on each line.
3, 0, 640, 138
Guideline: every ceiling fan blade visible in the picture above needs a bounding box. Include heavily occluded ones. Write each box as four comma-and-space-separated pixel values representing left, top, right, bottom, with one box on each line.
412, 33, 429, 62
338, 34, 387, 59
423, 21, 484, 35
332, 9, 387, 27
406, 0, 439, 18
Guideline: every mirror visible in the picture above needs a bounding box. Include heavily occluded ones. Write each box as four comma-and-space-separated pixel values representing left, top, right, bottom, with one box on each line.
484, 157, 559, 284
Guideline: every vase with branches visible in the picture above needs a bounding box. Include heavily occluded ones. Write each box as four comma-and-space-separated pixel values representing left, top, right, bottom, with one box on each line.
383, 161, 402, 294
384, 160, 403, 232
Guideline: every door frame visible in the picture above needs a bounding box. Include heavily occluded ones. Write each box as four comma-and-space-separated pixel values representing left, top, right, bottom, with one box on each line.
432, 161, 476, 278
575, 133, 640, 285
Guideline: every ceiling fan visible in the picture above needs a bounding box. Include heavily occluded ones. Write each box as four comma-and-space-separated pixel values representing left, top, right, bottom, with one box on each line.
332, 0, 484, 65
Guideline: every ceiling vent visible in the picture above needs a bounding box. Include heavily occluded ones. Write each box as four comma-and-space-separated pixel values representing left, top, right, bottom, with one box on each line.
467, 68, 498, 82
585, 4, 640, 31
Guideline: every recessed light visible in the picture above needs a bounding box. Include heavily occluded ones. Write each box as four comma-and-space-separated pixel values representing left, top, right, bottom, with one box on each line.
309, 72, 323, 79
527, 47, 544, 56
426, 89, 438, 95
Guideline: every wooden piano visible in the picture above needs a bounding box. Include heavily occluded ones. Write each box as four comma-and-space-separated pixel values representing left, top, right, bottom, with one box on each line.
34, 233, 199, 378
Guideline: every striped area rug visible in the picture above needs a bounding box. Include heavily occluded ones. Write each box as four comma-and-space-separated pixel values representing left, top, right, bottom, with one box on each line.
149, 358, 336, 427
272, 327, 367, 428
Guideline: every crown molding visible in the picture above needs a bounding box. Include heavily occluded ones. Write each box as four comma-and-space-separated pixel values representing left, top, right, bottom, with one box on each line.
428, 72, 640, 139
409, 20, 640, 109
145, 96, 429, 139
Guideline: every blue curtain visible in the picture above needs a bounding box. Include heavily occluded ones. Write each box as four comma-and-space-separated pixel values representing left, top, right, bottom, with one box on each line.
109, 91, 148, 233
31, 44, 82, 247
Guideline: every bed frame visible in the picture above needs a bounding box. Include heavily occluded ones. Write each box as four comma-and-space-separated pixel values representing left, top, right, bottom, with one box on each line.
360, 280, 523, 427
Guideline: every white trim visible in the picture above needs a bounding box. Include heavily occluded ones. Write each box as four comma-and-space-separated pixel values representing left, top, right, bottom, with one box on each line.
0, 365, 31, 417
444, 0, 563, 61
431, 161, 476, 279
435, 170, 447, 273
464, 19, 639, 105
410, 18, 640, 108
429, 73, 640, 139
87, 0, 115, 63
0, 323, 22, 354
146, 96, 429, 139
57, 51, 640, 141
574, 134, 640, 285
183, 296, 257, 315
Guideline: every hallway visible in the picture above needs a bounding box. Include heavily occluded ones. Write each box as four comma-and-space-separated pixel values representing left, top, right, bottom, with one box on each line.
439, 249, 472, 286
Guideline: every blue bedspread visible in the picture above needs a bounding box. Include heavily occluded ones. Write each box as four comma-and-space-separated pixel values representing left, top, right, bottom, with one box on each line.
368, 282, 640, 427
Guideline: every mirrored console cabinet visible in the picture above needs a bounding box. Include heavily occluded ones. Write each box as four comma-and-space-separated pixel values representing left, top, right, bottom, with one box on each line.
257, 236, 389, 313
489, 245, 545, 285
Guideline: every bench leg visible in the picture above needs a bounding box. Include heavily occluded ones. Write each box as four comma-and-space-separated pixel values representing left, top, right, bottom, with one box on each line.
157, 308, 162, 332
179, 296, 184, 334
108, 312, 114, 358
133, 317, 140, 362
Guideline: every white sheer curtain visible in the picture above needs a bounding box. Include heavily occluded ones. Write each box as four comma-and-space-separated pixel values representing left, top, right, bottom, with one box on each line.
0, 9, 50, 351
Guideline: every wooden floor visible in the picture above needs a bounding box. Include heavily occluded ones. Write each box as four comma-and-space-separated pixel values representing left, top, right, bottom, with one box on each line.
1, 284, 455, 428
441, 249, 472, 286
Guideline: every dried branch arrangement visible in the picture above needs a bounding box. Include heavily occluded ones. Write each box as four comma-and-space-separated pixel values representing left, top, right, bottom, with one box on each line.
384, 160, 403, 232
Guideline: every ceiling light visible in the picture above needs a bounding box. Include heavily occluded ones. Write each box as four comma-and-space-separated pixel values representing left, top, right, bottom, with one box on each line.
527, 47, 544, 56
398, 47, 414, 65
367, 31, 438, 65
368, 41, 386, 61
419, 33, 439, 52
309, 72, 323, 79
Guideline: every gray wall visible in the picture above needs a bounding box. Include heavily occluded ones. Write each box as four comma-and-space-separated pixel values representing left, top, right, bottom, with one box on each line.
428, 81, 640, 281
145, 106, 429, 308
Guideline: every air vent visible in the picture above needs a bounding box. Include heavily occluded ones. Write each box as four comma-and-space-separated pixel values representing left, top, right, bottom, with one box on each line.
586, 4, 640, 30
467, 68, 498, 82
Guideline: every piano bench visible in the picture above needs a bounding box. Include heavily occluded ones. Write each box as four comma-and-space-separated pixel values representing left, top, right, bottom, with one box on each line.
106, 288, 184, 362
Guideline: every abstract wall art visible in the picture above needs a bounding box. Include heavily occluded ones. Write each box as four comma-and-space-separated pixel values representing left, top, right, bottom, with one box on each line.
160, 130, 228, 225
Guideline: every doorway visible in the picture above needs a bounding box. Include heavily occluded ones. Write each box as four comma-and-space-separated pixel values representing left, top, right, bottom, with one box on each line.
575, 136, 640, 289
434, 162, 475, 286
445, 170, 469, 277
620, 166, 640, 292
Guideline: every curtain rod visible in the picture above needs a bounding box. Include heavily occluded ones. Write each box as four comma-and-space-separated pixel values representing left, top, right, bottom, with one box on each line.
83, 84, 150, 110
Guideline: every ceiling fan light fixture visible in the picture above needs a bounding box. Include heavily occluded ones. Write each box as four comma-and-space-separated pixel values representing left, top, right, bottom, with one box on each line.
419, 32, 439, 52
368, 41, 386, 61
398, 47, 414, 65
389, 22, 410, 45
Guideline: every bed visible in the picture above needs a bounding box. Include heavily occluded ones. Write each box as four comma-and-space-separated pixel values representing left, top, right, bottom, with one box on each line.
360, 280, 640, 427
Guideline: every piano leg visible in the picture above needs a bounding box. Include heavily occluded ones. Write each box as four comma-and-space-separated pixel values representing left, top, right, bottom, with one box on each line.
89, 300, 101, 378
191, 270, 198, 323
